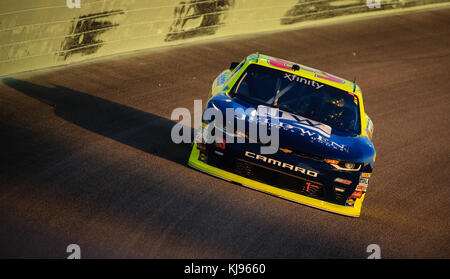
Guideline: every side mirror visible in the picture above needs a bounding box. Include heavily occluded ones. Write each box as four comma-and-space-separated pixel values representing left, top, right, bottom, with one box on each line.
229, 62, 239, 70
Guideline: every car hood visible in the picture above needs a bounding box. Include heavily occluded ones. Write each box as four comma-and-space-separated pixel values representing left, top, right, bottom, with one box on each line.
208, 93, 375, 163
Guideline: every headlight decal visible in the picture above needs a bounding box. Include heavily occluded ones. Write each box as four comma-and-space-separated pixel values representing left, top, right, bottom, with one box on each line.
325, 159, 362, 171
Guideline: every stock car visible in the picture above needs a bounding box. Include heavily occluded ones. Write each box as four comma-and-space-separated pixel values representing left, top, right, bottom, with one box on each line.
188, 53, 375, 217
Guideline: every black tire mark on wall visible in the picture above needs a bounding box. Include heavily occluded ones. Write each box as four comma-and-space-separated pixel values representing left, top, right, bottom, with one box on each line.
60, 10, 124, 60
280, 0, 442, 25
165, 0, 235, 42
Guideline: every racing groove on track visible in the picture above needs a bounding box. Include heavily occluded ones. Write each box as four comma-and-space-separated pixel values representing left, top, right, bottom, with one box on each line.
1, 8, 449, 258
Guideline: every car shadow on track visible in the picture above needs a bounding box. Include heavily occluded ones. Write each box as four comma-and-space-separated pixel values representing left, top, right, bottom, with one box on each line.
1, 77, 359, 258
2, 78, 193, 166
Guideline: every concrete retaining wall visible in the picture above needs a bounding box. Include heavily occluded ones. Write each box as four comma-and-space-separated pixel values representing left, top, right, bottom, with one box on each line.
1, 0, 448, 76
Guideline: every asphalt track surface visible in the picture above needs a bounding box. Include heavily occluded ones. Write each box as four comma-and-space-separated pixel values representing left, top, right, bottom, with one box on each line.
1, 8, 449, 259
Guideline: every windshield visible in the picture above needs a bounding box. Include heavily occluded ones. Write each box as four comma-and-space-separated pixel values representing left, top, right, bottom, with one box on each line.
231, 64, 361, 135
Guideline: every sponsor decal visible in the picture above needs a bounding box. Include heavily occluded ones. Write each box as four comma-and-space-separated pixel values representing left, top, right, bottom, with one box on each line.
345, 197, 356, 207
256, 105, 331, 137
361, 172, 371, 178
351, 191, 363, 199
356, 185, 367, 192
346, 189, 364, 207
356, 177, 369, 192
255, 105, 348, 152
359, 177, 369, 186
245, 151, 318, 178
334, 178, 352, 185
283, 73, 324, 90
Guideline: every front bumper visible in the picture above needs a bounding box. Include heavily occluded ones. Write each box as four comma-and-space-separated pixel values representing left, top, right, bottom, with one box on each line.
188, 142, 366, 217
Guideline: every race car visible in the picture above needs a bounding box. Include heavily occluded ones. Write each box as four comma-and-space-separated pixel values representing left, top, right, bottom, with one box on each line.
188, 53, 375, 217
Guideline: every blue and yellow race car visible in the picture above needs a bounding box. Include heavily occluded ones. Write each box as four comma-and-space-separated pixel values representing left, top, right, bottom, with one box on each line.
188, 53, 375, 217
